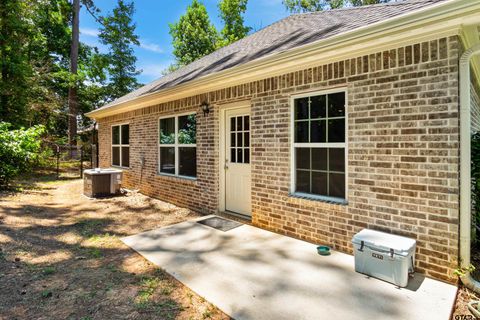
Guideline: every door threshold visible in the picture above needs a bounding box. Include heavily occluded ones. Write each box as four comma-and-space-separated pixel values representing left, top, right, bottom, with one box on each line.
219, 211, 252, 224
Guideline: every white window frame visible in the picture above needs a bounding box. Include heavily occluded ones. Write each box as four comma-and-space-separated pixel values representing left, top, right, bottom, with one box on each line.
158, 112, 197, 179
289, 88, 348, 204
111, 123, 130, 169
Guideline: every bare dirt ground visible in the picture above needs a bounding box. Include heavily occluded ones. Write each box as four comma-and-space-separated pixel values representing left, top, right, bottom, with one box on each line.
0, 179, 230, 320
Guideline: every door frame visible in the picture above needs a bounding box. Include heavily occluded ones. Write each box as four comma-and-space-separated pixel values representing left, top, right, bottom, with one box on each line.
218, 100, 252, 214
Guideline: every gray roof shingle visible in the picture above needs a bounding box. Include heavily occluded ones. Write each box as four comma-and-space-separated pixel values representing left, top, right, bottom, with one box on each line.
97, 0, 448, 111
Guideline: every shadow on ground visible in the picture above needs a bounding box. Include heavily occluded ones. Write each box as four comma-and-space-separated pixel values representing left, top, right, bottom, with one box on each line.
0, 180, 229, 320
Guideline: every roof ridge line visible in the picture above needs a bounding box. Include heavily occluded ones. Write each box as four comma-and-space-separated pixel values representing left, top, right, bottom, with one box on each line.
293, 0, 440, 16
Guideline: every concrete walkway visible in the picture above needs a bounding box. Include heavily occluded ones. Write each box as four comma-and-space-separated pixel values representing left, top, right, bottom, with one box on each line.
122, 216, 457, 320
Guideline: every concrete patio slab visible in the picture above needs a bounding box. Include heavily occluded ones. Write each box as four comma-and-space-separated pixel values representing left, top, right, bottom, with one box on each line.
122, 216, 457, 320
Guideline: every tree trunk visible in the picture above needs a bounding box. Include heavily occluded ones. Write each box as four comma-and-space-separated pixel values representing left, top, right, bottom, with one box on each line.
68, 0, 80, 151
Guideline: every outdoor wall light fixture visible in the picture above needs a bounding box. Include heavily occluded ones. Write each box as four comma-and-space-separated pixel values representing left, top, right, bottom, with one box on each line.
201, 101, 210, 117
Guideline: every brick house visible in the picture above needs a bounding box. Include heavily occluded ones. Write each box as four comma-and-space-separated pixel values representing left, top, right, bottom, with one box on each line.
87, 0, 480, 283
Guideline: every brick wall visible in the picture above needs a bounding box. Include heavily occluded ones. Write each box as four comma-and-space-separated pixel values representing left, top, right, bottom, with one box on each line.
98, 36, 461, 282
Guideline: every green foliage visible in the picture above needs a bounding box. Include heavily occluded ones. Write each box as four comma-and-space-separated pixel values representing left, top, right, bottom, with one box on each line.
472, 132, 480, 243
0, 0, 109, 138
42, 266, 56, 276
178, 114, 196, 145
454, 263, 476, 278
99, 0, 141, 101
0, 122, 45, 187
218, 0, 251, 46
169, 0, 219, 66
0, 0, 35, 126
282, 0, 390, 12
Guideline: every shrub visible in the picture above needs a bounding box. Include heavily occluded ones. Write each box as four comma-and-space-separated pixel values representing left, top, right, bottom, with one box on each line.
0, 122, 45, 188
472, 132, 480, 244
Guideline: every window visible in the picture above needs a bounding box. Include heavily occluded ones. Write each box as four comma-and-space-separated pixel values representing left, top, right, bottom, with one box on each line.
292, 91, 346, 201
229, 115, 250, 164
159, 114, 197, 178
112, 124, 129, 168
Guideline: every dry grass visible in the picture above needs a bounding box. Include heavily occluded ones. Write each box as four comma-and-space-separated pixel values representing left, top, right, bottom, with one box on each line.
0, 179, 230, 320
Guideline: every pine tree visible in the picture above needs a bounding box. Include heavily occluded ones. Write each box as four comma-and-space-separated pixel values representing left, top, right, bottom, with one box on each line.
99, 0, 140, 101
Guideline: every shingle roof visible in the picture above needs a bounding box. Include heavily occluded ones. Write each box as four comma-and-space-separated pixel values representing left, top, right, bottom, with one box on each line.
97, 0, 448, 111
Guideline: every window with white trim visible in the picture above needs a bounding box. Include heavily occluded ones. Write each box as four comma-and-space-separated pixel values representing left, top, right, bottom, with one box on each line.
112, 124, 129, 168
293, 91, 346, 200
159, 114, 197, 178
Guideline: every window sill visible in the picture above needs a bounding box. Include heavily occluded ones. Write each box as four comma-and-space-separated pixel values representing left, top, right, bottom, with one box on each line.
157, 172, 197, 182
289, 192, 348, 205
111, 165, 129, 170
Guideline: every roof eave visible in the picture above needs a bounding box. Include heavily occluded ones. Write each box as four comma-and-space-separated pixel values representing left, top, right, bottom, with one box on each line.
87, 0, 480, 120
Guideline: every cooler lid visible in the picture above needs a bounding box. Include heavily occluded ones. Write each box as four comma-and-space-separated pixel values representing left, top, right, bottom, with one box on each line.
352, 229, 416, 256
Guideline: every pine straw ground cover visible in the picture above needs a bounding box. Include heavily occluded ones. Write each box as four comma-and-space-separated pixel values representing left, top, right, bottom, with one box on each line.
0, 179, 229, 320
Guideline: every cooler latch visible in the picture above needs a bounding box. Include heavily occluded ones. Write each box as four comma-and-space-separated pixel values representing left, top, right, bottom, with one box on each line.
390, 248, 394, 258
359, 241, 364, 252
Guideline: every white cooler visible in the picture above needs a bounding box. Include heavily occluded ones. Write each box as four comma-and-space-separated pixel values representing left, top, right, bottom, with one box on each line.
352, 229, 416, 287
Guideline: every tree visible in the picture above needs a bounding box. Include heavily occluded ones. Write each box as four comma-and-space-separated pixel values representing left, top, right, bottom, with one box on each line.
282, 0, 390, 12
98, 0, 140, 101
67, 0, 80, 147
169, 0, 219, 66
0, 0, 34, 126
218, 0, 251, 46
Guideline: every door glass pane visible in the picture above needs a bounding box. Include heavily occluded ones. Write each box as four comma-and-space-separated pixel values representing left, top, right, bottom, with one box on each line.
328, 119, 345, 143
296, 148, 310, 170
121, 125, 129, 144
112, 146, 120, 166
329, 148, 345, 172
311, 148, 327, 171
295, 98, 309, 120
328, 92, 345, 118
160, 118, 175, 144
310, 95, 326, 119
236, 116, 242, 131
231, 133, 236, 147
329, 173, 345, 198
237, 148, 243, 163
237, 132, 243, 147
160, 147, 175, 174
312, 172, 328, 196
296, 170, 310, 193
295, 121, 308, 143
179, 147, 196, 177
244, 116, 250, 131
178, 114, 196, 144
310, 120, 326, 143
244, 148, 250, 164
231, 148, 236, 163
244, 132, 250, 147
112, 126, 120, 144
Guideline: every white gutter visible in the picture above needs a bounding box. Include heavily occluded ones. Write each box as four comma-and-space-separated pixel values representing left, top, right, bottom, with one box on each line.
459, 42, 480, 293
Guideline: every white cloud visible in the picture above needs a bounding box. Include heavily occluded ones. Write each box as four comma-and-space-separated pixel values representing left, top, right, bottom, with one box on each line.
139, 40, 164, 53
80, 27, 99, 37
81, 28, 163, 54
137, 61, 173, 81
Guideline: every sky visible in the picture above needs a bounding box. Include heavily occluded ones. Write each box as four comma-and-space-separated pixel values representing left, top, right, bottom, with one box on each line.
79, 0, 290, 84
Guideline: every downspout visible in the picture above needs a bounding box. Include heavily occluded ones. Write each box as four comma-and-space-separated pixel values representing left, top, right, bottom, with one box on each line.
459, 43, 480, 293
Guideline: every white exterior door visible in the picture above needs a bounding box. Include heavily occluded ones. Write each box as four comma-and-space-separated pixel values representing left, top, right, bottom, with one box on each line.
225, 107, 251, 216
